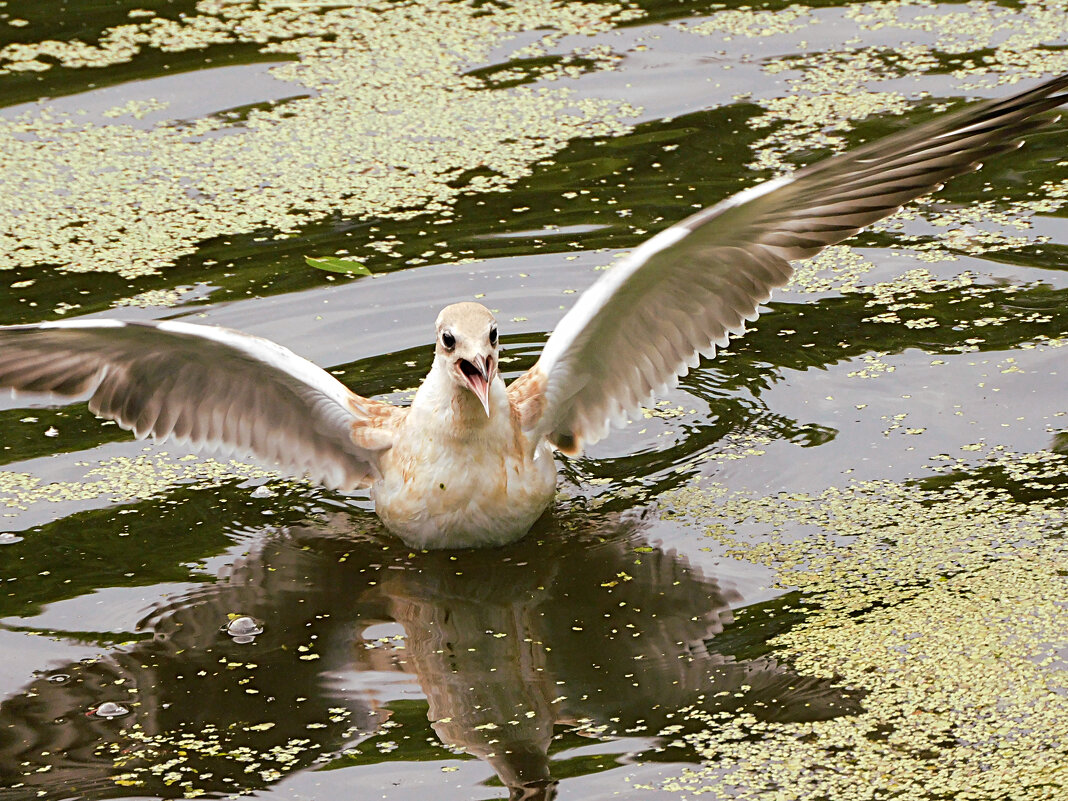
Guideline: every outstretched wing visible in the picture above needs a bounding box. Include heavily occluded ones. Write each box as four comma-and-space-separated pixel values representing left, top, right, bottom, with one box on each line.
0, 319, 402, 490
509, 73, 1068, 454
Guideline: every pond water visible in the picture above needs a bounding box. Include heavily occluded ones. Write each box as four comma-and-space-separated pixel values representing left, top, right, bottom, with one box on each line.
1, 1, 1067, 799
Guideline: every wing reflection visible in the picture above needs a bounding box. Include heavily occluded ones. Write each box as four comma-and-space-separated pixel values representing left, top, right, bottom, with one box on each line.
0, 512, 860, 800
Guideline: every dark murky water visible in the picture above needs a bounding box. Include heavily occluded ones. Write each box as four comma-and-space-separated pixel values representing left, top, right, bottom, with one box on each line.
0, 515, 859, 799
1, 0, 1066, 799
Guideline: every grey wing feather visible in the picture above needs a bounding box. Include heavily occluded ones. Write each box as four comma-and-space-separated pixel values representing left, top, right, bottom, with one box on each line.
0, 320, 398, 490
512, 73, 1068, 453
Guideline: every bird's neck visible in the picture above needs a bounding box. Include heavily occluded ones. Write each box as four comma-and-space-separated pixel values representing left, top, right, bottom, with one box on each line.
411, 361, 510, 437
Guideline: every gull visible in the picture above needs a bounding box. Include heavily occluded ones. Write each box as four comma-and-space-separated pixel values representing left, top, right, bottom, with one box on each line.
1, 75, 1066, 549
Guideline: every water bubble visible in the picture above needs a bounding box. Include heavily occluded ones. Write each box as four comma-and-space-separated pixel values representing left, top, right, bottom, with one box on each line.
223, 615, 264, 644
250, 485, 276, 499
91, 701, 130, 719
46, 674, 70, 684
0, 532, 23, 545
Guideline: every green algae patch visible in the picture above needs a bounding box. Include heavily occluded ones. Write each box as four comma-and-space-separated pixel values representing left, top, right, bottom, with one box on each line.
730, 0, 1068, 174
684, 1, 1068, 303
782, 245, 877, 296
657, 448, 1068, 799
692, 0, 1068, 273
0, 0, 642, 279
686, 5, 816, 39
0, 452, 275, 512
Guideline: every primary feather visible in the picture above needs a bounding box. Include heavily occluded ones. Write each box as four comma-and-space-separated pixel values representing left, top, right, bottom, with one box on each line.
0, 320, 400, 490
509, 73, 1068, 454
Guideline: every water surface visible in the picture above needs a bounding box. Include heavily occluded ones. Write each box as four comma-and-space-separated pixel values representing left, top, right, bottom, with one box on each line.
1, 0, 1067, 799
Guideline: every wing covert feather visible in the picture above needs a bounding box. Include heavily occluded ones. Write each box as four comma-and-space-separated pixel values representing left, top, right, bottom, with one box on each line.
510, 73, 1068, 454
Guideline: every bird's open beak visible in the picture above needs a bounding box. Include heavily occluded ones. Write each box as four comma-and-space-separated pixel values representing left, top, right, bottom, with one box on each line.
459, 355, 493, 416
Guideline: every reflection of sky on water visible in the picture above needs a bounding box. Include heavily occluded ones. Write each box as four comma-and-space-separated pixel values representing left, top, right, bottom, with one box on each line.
0, 63, 308, 129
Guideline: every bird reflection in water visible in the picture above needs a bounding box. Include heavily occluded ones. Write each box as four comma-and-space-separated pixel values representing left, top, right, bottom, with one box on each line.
0, 512, 860, 800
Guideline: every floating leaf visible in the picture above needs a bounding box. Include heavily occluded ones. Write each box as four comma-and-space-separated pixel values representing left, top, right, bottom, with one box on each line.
304, 255, 372, 275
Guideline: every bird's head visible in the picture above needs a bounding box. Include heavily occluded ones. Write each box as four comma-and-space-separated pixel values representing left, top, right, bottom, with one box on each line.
434, 302, 499, 416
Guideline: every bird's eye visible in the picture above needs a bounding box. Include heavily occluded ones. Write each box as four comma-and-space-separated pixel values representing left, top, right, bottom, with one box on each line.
441, 331, 456, 349
489, 327, 498, 346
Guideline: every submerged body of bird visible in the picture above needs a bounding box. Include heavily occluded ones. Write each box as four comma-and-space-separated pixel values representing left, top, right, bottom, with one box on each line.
1, 74, 1067, 548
